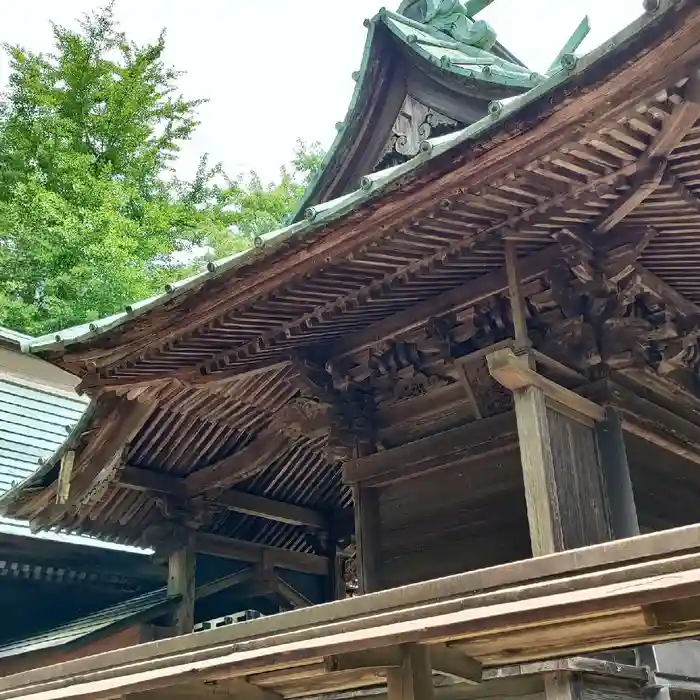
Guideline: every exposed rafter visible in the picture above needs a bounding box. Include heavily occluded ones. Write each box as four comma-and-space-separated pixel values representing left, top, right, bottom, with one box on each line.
184, 427, 291, 495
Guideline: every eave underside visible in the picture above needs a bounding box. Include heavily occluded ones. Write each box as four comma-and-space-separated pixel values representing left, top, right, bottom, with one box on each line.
6, 2, 700, 556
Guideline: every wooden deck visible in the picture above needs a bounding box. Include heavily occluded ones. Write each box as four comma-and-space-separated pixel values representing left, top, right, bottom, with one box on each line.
4, 524, 700, 700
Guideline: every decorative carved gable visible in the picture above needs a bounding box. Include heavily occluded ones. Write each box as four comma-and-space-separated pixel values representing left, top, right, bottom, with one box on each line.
374, 95, 461, 171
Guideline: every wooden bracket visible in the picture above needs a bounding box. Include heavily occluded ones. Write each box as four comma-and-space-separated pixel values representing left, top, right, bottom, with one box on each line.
487, 348, 604, 424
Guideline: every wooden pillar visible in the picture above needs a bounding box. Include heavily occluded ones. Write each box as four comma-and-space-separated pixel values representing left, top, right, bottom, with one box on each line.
352, 484, 382, 594
386, 645, 434, 700
488, 349, 614, 554
596, 407, 640, 539
167, 534, 196, 635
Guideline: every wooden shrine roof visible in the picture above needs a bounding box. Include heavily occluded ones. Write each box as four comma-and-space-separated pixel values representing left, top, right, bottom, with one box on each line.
3, 0, 700, 550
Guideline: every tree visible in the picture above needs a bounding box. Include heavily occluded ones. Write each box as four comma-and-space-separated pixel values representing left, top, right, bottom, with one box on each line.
0, 4, 323, 335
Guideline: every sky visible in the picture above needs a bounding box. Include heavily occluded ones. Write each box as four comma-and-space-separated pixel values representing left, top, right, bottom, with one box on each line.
0, 0, 644, 183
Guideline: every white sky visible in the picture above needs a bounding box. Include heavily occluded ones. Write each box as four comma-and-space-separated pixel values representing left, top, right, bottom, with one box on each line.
1, 0, 643, 183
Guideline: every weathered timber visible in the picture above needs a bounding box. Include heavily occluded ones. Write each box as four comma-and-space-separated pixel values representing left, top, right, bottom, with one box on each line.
596, 407, 640, 540
504, 239, 530, 351
68, 5, 700, 379
353, 485, 382, 594
326, 644, 482, 685
344, 412, 518, 487
167, 533, 196, 635
194, 568, 255, 600
488, 348, 611, 554
119, 466, 325, 530
185, 428, 290, 495
276, 575, 313, 610
7, 545, 700, 700
37, 397, 156, 528
5, 523, 700, 697
193, 532, 328, 576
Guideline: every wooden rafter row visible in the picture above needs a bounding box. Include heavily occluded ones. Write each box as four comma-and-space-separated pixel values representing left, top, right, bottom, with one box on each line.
185, 160, 646, 382
593, 75, 700, 234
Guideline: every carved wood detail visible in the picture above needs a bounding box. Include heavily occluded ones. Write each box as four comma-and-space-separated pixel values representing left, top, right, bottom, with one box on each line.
375, 95, 461, 171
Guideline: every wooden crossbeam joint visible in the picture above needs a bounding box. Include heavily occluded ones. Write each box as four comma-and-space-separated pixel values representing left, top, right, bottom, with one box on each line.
487, 348, 604, 423
326, 644, 481, 685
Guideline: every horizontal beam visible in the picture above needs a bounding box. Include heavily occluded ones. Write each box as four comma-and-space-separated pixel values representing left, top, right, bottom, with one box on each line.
487, 348, 605, 423
120, 467, 325, 530
343, 411, 518, 487
8, 522, 700, 695
185, 428, 290, 495
9, 546, 700, 698
194, 532, 328, 576
325, 644, 482, 684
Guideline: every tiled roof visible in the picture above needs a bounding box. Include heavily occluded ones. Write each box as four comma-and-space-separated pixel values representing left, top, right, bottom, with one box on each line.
0, 587, 174, 660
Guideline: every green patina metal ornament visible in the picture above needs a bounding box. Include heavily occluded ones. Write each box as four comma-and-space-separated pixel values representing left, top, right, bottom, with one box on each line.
397, 0, 497, 50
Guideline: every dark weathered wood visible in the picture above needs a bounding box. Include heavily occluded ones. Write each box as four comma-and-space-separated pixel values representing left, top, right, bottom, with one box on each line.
596, 407, 640, 540
193, 532, 328, 576
344, 412, 518, 487
185, 428, 290, 495
167, 534, 196, 636
504, 239, 530, 350
119, 467, 325, 530
333, 246, 561, 358
488, 349, 612, 555
386, 645, 435, 700
510, 384, 610, 555
214, 491, 325, 531
353, 485, 382, 594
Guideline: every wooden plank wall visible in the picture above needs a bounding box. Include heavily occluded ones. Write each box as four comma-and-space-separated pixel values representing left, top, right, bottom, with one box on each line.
547, 408, 611, 549
376, 452, 531, 589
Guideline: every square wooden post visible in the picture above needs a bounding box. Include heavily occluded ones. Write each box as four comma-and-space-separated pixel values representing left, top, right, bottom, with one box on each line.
489, 349, 613, 554
352, 483, 382, 594
386, 645, 435, 700
167, 533, 196, 635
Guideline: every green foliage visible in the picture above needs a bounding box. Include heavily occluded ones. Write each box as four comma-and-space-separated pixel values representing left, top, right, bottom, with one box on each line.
0, 4, 323, 335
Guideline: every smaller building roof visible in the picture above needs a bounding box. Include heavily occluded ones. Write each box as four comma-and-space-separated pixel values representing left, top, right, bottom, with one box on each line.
0, 587, 174, 661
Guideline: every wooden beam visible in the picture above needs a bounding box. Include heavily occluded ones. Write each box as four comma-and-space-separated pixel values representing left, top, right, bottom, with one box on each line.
488, 348, 612, 555
387, 644, 435, 700
352, 485, 382, 594
56, 451, 75, 505
344, 412, 518, 488
195, 568, 254, 600
120, 466, 185, 497
9, 523, 700, 699
275, 575, 313, 609
487, 349, 604, 424
327, 645, 482, 684
646, 74, 700, 159
215, 491, 325, 530
593, 158, 667, 234
193, 531, 328, 576
119, 466, 325, 530
332, 245, 561, 358
167, 533, 196, 636
185, 428, 290, 495
60, 398, 156, 512
596, 407, 640, 540
504, 239, 529, 350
